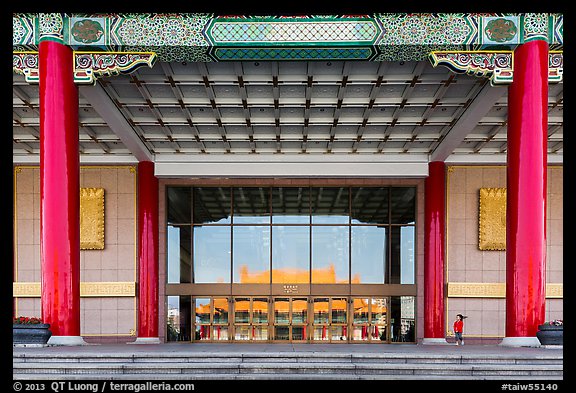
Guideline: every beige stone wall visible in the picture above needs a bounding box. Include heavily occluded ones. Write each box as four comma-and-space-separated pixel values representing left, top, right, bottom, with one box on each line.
446, 165, 563, 339
13, 166, 137, 339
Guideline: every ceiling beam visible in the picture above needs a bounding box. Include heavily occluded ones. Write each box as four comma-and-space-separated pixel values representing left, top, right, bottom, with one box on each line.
430, 83, 507, 162
79, 82, 153, 162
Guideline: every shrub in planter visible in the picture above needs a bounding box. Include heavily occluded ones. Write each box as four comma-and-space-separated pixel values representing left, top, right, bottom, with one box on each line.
536, 319, 563, 346
13, 316, 52, 345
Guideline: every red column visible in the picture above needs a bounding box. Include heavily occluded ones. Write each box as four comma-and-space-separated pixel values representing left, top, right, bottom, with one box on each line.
505, 40, 548, 341
137, 161, 159, 339
423, 161, 446, 340
39, 40, 80, 337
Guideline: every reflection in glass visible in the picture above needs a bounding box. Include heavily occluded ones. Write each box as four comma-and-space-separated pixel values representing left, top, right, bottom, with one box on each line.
313, 326, 329, 341
274, 326, 290, 340
331, 326, 347, 341
311, 187, 349, 224
331, 298, 347, 324
234, 298, 250, 324
272, 187, 310, 224
193, 187, 231, 224
234, 325, 250, 341
312, 226, 349, 284
213, 298, 229, 324
313, 298, 329, 324
292, 298, 308, 324
212, 325, 228, 341
353, 298, 369, 324
351, 187, 389, 224
371, 298, 388, 341
193, 226, 231, 283
233, 226, 270, 284
167, 296, 191, 342
252, 298, 268, 324
352, 326, 367, 341
195, 297, 211, 341
351, 226, 386, 284
233, 187, 270, 224
390, 226, 415, 284
390, 187, 416, 224
292, 326, 307, 340
274, 298, 289, 324
195, 297, 211, 324
272, 226, 310, 283
167, 187, 191, 224
391, 296, 415, 342
253, 326, 268, 340
167, 225, 192, 283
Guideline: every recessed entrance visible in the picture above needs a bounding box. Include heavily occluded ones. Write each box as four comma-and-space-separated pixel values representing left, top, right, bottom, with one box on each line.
165, 183, 418, 343
167, 295, 415, 343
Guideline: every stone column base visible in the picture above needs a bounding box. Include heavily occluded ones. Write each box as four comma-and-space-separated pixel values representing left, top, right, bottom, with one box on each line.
422, 338, 451, 345
47, 336, 88, 346
129, 337, 162, 344
499, 337, 541, 347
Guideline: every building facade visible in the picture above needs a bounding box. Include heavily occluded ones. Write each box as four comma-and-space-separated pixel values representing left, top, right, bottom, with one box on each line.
12, 13, 563, 345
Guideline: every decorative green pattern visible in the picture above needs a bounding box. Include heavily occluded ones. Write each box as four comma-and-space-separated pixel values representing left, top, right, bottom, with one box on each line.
375, 14, 477, 45
213, 47, 375, 60
37, 13, 66, 43
485, 19, 517, 43
111, 14, 211, 47
207, 18, 379, 46
12, 13, 563, 62
70, 18, 106, 45
13, 17, 34, 45
522, 13, 549, 42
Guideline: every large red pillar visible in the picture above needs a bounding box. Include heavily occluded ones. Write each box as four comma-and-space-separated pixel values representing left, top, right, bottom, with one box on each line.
422, 161, 448, 344
502, 40, 548, 347
39, 40, 84, 344
135, 161, 160, 343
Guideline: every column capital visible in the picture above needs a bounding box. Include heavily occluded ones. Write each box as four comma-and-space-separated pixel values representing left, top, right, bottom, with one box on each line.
429, 50, 562, 85
13, 51, 157, 85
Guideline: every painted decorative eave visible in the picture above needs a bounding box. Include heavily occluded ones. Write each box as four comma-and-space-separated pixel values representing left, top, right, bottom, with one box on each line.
13, 13, 563, 62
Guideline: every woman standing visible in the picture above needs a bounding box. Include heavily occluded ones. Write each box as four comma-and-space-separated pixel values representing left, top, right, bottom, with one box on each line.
453, 314, 466, 345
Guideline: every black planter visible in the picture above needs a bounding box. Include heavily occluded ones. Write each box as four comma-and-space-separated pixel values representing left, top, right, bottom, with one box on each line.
536, 324, 563, 345
13, 324, 52, 344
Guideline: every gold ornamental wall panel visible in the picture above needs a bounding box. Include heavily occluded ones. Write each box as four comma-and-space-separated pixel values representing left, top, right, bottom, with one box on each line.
80, 187, 105, 250
447, 282, 563, 298
479, 187, 506, 250
13, 282, 135, 297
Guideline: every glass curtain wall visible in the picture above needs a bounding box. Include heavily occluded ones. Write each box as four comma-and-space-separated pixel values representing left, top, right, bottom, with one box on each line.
166, 186, 416, 285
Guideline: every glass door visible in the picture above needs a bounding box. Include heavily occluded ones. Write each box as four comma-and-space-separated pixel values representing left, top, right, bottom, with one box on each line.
291, 297, 308, 341
352, 297, 388, 342
311, 297, 349, 342
273, 297, 309, 342
193, 297, 231, 341
233, 297, 269, 341
273, 297, 290, 341
331, 297, 348, 342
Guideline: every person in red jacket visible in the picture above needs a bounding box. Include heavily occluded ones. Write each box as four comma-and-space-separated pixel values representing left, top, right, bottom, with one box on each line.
453, 314, 466, 345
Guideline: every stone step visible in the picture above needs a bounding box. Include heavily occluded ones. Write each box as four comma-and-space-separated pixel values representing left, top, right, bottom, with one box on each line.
13, 373, 564, 381
12, 361, 563, 378
13, 352, 563, 365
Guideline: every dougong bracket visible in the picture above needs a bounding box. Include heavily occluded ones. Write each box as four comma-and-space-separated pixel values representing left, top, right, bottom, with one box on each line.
429, 51, 563, 85
12, 51, 157, 84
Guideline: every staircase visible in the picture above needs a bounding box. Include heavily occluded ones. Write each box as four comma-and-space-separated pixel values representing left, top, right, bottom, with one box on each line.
13, 350, 563, 380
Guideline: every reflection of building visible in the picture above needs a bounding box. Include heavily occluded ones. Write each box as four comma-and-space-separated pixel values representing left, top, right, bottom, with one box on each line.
12, 13, 563, 346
